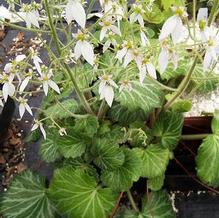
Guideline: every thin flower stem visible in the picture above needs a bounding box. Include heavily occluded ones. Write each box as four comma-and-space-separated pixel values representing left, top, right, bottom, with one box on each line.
3, 21, 49, 33
174, 157, 219, 195
181, 133, 210, 140
127, 190, 139, 213
164, 56, 198, 110
44, 0, 94, 115
109, 192, 124, 218
97, 100, 108, 119
208, 0, 219, 26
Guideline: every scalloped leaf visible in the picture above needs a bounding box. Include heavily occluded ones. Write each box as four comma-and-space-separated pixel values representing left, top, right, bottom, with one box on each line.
196, 135, 219, 187
101, 148, 142, 192
116, 79, 163, 114
49, 168, 117, 218
44, 99, 78, 119
91, 138, 125, 170
148, 174, 165, 191
211, 110, 219, 135
40, 133, 62, 163
141, 190, 176, 218
137, 145, 170, 178
0, 170, 56, 218
152, 111, 183, 150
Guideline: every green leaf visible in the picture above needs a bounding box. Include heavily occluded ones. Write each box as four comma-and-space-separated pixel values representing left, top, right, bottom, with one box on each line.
91, 138, 125, 170
128, 128, 148, 148
40, 131, 62, 163
141, 190, 176, 218
148, 175, 165, 191
152, 111, 183, 150
171, 99, 192, 113
44, 99, 78, 119
116, 191, 176, 218
74, 115, 99, 138
116, 79, 163, 114
101, 148, 142, 192
196, 135, 219, 187
161, 0, 183, 10
49, 168, 117, 218
138, 145, 170, 178
192, 65, 218, 93
0, 170, 56, 218
143, 4, 165, 24
58, 131, 87, 159
108, 104, 148, 125
211, 110, 219, 135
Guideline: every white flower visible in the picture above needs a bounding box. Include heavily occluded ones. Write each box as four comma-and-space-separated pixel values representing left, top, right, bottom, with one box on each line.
103, 32, 118, 53
0, 73, 15, 101
59, 128, 67, 136
119, 80, 132, 92
39, 68, 60, 96
140, 31, 150, 46
15, 54, 26, 62
139, 59, 157, 83
18, 97, 33, 118
20, 4, 40, 28
158, 44, 178, 73
202, 27, 219, 71
197, 8, 208, 41
99, 18, 121, 41
65, 0, 86, 28
99, 74, 118, 107
19, 70, 33, 92
159, 6, 188, 44
116, 41, 142, 68
0, 6, 11, 20
73, 30, 94, 66
0, 98, 3, 107
31, 120, 46, 139
130, 4, 145, 27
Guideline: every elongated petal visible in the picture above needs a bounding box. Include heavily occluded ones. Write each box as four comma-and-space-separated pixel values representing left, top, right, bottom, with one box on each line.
15, 54, 26, 62
103, 40, 111, 53
40, 124, 46, 139
115, 47, 127, 62
146, 63, 157, 79
123, 51, 133, 67
19, 104, 25, 118
137, 14, 144, 27
197, 8, 208, 22
110, 25, 121, 36
31, 123, 39, 131
2, 83, 9, 101
203, 50, 212, 70
25, 103, 33, 116
158, 48, 169, 74
104, 85, 114, 107
130, 12, 137, 23
139, 66, 146, 84
43, 82, 49, 96
19, 77, 30, 92
171, 18, 183, 44
48, 80, 60, 94
8, 83, 15, 96
159, 15, 178, 41
66, 0, 86, 28
0, 6, 11, 20
100, 27, 108, 41
81, 41, 94, 66
140, 31, 149, 46
74, 41, 82, 60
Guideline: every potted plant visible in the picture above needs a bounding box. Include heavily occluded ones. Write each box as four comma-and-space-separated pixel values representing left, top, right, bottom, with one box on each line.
0, 0, 219, 217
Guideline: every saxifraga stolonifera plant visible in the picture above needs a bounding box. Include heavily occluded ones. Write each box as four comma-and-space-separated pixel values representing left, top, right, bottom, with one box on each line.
0, 0, 219, 217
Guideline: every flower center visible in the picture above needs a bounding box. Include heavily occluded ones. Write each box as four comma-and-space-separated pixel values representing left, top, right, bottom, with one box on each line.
175, 8, 184, 16
103, 20, 111, 27
76, 33, 86, 41
43, 75, 49, 81
199, 20, 206, 31
208, 39, 214, 47
102, 75, 110, 81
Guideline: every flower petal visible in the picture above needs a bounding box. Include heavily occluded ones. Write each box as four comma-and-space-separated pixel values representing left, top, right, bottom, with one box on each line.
74, 41, 82, 60
81, 41, 94, 66
48, 80, 60, 94
40, 123, 46, 139
140, 31, 149, 46
25, 103, 33, 116
139, 66, 146, 84
19, 103, 25, 118
123, 51, 133, 67
104, 85, 114, 107
19, 77, 30, 92
146, 63, 157, 79
203, 50, 212, 71
159, 15, 178, 41
171, 18, 183, 44
66, 0, 86, 28
197, 8, 208, 22
100, 27, 108, 41
2, 83, 9, 102
158, 48, 169, 74
43, 82, 49, 96
115, 47, 127, 62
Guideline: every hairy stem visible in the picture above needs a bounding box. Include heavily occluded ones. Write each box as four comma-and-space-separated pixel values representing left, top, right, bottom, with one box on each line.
164, 56, 198, 110
181, 133, 210, 140
208, 0, 219, 26
127, 190, 139, 213
44, 0, 94, 115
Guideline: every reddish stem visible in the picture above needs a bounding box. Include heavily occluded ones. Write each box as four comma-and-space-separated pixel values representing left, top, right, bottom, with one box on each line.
109, 192, 124, 218
174, 157, 219, 195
